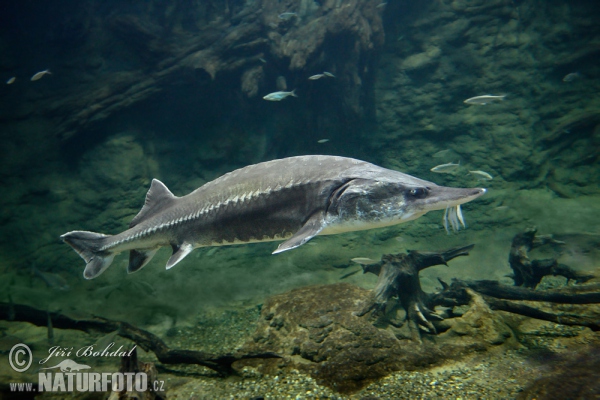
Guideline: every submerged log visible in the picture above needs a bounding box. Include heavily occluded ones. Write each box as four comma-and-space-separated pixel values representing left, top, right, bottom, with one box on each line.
431, 280, 600, 331
508, 227, 594, 288
0, 302, 280, 376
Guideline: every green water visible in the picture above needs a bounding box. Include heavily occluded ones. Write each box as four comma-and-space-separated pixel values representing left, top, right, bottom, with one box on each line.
1, 0, 599, 398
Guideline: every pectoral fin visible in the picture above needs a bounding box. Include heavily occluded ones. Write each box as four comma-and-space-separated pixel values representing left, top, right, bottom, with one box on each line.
128, 248, 159, 274
166, 243, 194, 269
272, 213, 326, 254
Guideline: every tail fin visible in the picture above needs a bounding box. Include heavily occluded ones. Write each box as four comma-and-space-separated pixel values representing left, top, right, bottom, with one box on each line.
61, 231, 115, 279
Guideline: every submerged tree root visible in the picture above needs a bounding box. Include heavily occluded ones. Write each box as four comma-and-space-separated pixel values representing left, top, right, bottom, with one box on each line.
358, 230, 599, 341
0, 302, 280, 376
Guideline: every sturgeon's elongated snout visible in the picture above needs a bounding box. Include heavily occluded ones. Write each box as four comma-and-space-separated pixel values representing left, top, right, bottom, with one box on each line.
423, 186, 486, 211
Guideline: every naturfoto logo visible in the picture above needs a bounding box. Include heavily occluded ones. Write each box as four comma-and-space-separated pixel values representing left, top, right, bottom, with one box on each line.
8, 343, 163, 394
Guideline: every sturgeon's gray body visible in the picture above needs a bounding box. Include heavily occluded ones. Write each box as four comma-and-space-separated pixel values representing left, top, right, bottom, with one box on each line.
62, 155, 485, 279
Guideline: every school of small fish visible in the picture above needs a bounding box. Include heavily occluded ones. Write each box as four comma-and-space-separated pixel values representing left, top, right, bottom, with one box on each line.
263, 70, 336, 100
5, 69, 52, 84
430, 151, 494, 182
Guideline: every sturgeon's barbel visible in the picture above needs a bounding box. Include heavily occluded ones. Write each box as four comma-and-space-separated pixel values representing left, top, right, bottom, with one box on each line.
61, 155, 486, 279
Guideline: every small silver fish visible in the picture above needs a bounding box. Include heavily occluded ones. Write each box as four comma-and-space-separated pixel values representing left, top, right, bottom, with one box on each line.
323, 72, 335, 78
263, 89, 297, 101
431, 161, 460, 173
562, 72, 581, 82
33, 266, 70, 291
317, 139, 329, 143
278, 12, 297, 20
309, 74, 325, 80
351, 257, 379, 265
258, 57, 267, 63
469, 170, 493, 180
6, 77, 16, 84
30, 69, 51, 81
464, 94, 506, 105
432, 149, 452, 158
376, 2, 388, 8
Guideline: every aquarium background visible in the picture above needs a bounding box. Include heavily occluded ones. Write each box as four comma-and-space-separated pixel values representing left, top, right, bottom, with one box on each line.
0, 0, 599, 398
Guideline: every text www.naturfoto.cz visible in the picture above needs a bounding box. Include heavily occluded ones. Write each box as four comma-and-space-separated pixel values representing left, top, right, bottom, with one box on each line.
10, 382, 34, 392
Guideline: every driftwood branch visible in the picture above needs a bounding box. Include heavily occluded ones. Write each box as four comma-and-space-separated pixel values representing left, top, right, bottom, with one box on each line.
484, 297, 600, 331
0, 302, 280, 376
508, 227, 594, 287
431, 280, 600, 331
452, 280, 600, 304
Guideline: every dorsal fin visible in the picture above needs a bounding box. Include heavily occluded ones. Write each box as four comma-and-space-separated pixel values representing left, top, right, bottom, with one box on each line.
129, 179, 176, 228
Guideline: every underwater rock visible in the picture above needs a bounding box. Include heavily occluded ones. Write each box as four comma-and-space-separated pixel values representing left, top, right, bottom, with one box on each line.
240, 282, 518, 393
80, 134, 152, 190
262, 0, 384, 70
439, 288, 515, 347
241, 66, 265, 98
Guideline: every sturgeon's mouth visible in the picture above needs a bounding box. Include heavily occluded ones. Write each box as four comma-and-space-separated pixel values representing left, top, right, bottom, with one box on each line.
408, 186, 486, 233
431, 187, 486, 233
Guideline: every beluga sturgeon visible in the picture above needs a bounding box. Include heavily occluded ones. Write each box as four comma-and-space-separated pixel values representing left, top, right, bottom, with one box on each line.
61, 155, 486, 279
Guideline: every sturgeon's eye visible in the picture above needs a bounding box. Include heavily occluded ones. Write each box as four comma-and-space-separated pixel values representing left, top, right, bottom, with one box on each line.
407, 188, 428, 198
